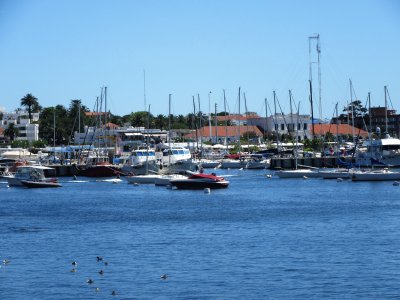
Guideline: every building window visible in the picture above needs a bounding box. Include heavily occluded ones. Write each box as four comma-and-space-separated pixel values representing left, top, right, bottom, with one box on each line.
303, 123, 307, 130
281, 124, 285, 131
298, 123, 301, 130
275, 124, 278, 131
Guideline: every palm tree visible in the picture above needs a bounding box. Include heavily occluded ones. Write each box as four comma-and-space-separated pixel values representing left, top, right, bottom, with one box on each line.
20, 93, 40, 123
4, 123, 19, 142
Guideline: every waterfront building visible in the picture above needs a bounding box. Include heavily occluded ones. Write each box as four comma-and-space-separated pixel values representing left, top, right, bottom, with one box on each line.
0, 110, 39, 142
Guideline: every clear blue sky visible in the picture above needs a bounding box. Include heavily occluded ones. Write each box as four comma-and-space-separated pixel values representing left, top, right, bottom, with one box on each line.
1, 0, 399, 120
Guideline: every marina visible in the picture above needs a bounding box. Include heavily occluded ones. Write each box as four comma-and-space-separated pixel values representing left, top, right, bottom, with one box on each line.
1, 168, 399, 299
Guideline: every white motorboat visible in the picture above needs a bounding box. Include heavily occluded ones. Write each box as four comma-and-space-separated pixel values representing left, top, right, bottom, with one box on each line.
125, 174, 163, 184
4, 165, 58, 187
219, 159, 247, 169
199, 159, 221, 169
351, 168, 400, 181
355, 135, 400, 167
319, 168, 353, 179
154, 174, 188, 186
275, 168, 321, 178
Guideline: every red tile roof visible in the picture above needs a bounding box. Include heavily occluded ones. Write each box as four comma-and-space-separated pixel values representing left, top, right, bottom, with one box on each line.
103, 122, 119, 129
184, 126, 263, 138
312, 124, 368, 137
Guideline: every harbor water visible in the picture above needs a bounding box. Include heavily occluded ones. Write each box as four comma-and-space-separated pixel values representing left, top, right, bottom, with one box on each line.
1, 169, 399, 299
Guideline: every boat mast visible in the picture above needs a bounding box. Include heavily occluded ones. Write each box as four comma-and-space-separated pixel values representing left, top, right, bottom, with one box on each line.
289, 90, 294, 141
309, 80, 315, 139
223, 90, 228, 152
264, 98, 268, 142
384, 85, 388, 134
350, 79, 355, 144
168, 94, 172, 167
295, 102, 301, 170
53, 107, 56, 164
145, 104, 150, 175
197, 94, 203, 156
143, 70, 147, 112
244, 92, 249, 147
192, 96, 198, 154
238, 87, 241, 153
208, 91, 212, 142
214, 102, 218, 144
335, 102, 339, 165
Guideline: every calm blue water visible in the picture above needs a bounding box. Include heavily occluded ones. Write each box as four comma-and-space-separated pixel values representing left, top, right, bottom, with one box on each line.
1, 169, 400, 299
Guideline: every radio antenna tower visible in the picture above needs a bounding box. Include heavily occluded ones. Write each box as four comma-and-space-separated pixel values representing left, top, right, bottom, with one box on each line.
308, 34, 322, 121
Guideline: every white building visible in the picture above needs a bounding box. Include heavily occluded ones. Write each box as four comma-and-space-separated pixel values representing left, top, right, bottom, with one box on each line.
247, 113, 311, 140
0, 110, 39, 142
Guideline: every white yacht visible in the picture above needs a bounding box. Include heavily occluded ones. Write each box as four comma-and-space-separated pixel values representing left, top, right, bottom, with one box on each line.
355, 135, 400, 167
4, 165, 57, 186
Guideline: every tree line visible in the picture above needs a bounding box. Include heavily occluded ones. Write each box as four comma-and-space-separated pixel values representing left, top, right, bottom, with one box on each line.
2, 94, 233, 147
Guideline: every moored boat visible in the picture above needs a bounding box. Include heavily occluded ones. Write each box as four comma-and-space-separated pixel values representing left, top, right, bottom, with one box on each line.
169, 172, 229, 189
126, 174, 163, 184
4, 165, 58, 186
351, 168, 400, 181
21, 179, 62, 188
275, 168, 321, 178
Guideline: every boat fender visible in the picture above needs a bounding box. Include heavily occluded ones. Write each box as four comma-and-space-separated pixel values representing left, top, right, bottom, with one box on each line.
204, 188, 211, 194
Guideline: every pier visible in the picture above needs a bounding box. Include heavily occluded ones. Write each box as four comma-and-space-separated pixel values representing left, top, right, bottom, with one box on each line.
269, 157, 355, 170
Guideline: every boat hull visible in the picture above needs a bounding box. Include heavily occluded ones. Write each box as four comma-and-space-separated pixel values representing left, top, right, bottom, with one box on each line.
170, 179, 229, 189
126, 174, 162, 184
76, 165, 119, 177
275, 169, 321, 178
21, 180, 62, 188
351, 171, 400, 181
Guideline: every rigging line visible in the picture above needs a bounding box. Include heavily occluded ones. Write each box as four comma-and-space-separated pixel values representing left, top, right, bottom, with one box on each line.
275, 93, 292, 138
386, 87, 394, 109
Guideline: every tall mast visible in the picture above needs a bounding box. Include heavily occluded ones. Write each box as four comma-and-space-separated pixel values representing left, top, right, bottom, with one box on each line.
238, 87, 241, 152
53, 107, 56, 163
309, 81, 315, 139
214, 102, 218, 144
289, 90, 294, 140
197, 94, 203, 154
273, 90, 280, 145
208, 91, 212, 142
264, 98, 268, 141
168, 94, 171, 166
143, 70, 147, 112
145, 104, 150, 175
384, 85, 388, 134
193, 96, 198, 153
350, 79, 355, 143
244, 92, 249, 145
223, 90, 228, 151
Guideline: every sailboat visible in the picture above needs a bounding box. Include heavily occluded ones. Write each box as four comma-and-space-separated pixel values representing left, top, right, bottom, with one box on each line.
75, 88, 120, 177
126, 104, 163, 184
275, 93, 320, 179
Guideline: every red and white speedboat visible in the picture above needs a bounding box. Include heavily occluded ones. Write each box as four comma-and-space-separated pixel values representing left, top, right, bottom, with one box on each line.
169, 172, 229, 189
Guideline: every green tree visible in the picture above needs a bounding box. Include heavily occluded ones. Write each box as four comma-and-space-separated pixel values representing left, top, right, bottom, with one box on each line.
154, 114, 167, 130
4, 123, 19, 142
39, 105, 70, 145
20, 93, 40, 123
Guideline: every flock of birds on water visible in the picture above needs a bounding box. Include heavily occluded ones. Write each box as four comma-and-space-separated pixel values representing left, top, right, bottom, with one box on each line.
1, 256, 168, 297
